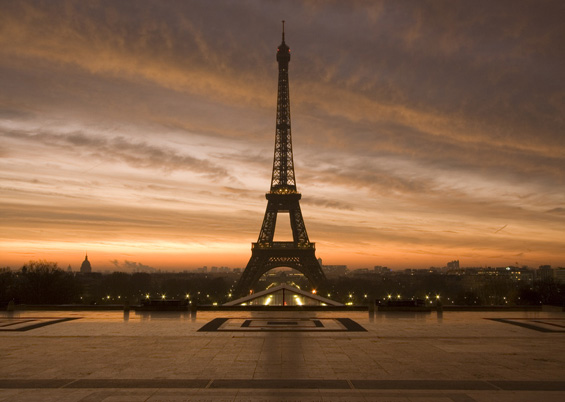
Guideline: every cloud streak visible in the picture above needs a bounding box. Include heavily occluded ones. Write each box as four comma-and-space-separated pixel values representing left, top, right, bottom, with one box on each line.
1, 126, 231, 180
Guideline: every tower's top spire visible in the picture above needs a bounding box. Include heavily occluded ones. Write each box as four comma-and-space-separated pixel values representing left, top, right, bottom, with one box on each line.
277, 20, 290, 64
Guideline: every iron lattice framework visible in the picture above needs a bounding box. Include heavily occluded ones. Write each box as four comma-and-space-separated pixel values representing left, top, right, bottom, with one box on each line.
234, 22, 326, 297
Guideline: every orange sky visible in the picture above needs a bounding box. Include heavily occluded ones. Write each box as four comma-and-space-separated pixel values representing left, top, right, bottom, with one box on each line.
1, 1, 564, 271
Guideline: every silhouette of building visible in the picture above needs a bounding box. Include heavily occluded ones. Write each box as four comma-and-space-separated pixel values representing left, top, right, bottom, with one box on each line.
80, 253, 92, 274
374, 266, 391, 274
234, 22, 326, 296
323, 265, 348, 278
537, 265, 553, 281
555, 267, 565, 283
447, 260, 460, 270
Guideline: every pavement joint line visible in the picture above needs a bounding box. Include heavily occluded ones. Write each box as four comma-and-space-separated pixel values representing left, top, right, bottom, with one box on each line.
143, 388, 160, 402
448, 393, 478, 402
485, 380, 503, 390
350, 380, 499, 391
1, 379, 565, 391
355, 392, 478, 402
59, 378, 80, 389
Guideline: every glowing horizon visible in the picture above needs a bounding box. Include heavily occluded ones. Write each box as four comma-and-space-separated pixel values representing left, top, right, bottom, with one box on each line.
1, 1, 564, 272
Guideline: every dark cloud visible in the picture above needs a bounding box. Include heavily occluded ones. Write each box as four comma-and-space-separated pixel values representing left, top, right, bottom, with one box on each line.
1, 128, 231, 180
300, 196, 354, 211
0, 108, 34, 121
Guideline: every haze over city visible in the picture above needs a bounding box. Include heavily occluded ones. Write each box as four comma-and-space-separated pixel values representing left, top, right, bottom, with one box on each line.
1, 0, 563, 271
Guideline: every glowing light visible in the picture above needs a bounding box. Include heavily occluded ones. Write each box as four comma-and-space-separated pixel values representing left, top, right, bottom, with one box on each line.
161, 294, 166, 299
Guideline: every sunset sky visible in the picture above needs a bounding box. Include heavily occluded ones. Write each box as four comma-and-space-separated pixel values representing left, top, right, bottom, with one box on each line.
1, 0, 564, 272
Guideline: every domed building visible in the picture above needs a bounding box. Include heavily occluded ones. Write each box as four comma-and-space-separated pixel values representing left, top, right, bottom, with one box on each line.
80, 253, 92, 274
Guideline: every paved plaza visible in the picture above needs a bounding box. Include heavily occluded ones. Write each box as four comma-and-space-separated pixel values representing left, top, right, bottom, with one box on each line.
1, 309, 564, 401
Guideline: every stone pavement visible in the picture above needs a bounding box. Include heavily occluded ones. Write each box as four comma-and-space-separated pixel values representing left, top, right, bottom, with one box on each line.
1, 310, 564, 401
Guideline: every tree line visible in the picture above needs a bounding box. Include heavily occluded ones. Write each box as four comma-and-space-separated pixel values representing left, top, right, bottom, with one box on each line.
1, 261, 564, 306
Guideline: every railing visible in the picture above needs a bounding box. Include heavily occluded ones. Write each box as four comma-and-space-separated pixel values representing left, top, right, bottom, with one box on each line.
252, 242, 315, 249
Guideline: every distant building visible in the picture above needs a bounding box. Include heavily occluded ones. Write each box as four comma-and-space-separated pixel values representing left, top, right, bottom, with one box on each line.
537, 265, 554, 281
80, 253, 92, 274
447, 260, 460, 270
554, 267, 565, 283
322, 265, 348, 278
374, 266, 390, 274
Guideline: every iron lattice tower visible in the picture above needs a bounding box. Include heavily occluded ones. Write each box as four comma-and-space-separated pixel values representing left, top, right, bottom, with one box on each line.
234, 22, 326, 296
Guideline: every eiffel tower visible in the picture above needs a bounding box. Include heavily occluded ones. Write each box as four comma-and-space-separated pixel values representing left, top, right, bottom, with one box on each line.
234, 22, 326, 297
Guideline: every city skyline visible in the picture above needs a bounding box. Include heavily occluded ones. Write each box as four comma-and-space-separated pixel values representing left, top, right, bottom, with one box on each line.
1, 1, 564, 271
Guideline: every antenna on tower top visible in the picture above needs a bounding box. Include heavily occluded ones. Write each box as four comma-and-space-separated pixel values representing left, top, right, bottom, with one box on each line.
282, 20, 285, 41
